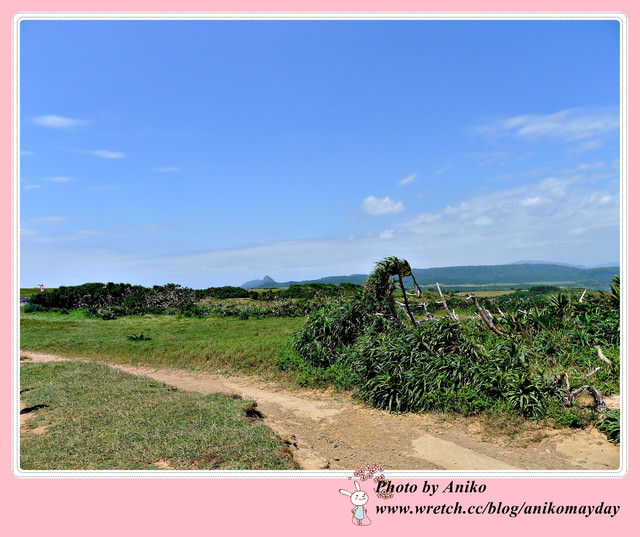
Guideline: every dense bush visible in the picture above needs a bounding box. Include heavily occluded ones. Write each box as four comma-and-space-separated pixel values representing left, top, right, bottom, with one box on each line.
194, 286, 250, 299
184, 300, 318, 319
23, 282, 325, 320
281, 259, 620, 431
26, 282, 198, 317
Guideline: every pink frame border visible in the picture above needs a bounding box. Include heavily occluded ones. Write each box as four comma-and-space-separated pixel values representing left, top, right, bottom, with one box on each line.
7, 4, 634, 534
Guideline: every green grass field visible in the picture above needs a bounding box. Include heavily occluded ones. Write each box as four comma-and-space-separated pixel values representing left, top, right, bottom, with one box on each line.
20, 310, 304, 380
454, 289, 516, 297
20, 360, 296, 470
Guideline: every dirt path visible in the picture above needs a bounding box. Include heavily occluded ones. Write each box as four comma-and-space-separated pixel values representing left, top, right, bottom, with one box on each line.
20, 351, 620, 471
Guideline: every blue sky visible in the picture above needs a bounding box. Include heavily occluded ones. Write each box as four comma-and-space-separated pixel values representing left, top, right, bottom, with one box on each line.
19, 18, 621, 288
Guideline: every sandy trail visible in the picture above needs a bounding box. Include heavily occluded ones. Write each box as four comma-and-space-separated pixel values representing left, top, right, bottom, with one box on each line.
20, 351, 620, 471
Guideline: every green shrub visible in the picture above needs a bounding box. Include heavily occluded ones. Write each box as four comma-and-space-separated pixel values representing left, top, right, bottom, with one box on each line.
280, 258, 620, 426
596, 409, 620, 443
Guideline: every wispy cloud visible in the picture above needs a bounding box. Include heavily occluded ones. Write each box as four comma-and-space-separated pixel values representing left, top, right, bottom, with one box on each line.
21, 150, 35, 157
379, 229, 395, 240
89, 149, 125, 159
397, 173, 416, 186
474, 106, 619, 143
152, 166, 180, 173
46, 176, 73, 183
24, 184, 42, 190
27, 216, 67, 224
393, 173, 619, 263
362, 195, 404, 216
21, 228, 120, 245
33, 115, 86, 128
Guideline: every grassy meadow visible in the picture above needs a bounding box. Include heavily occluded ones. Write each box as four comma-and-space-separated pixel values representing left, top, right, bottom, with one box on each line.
20, 360, 296, 470
20, 310, 304, 380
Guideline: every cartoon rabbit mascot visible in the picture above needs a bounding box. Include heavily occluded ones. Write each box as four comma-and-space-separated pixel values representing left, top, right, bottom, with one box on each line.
339, 481, 372, 526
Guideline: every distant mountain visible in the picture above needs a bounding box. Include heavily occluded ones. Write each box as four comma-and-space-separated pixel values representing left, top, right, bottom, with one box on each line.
408, 264, 619, 290
240, 275, 275, 289
239, 263, 620, 291
512, 260, 587, 269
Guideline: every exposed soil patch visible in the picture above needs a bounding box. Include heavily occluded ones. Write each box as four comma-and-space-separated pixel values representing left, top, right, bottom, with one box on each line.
20, 351, 620, 471
19, 402, 49, 436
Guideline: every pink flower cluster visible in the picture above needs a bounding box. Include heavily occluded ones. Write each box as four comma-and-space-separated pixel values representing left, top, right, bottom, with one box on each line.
351, 463, 393, 500
353, 462, 385, 481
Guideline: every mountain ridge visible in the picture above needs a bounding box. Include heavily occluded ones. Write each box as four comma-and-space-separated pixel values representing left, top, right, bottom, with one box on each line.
239, 263, 620, 291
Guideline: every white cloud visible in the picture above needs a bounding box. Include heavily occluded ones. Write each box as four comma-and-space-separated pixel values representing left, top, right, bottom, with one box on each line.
400, 174, 619, 263
27, 216, 66, 224
20, 176, 620, 288
592, 193, 614, 205
20, 168, 620, 287
24, 184, 42, 190
539, 176, 571, 196
46, 176, 73, 183
89, 150, 125, 159
474, 216, 492, 227
362, 195, 404, 216
475, 106, 619, 144
572, 140, 604, 153
379, 229, 395, 240
397, 173, 416, 186
33, 115, 86, 128
521, 196, 544, 207
152, 166, 180, 173
21, 150, 35, 157
577, 162, 605, 171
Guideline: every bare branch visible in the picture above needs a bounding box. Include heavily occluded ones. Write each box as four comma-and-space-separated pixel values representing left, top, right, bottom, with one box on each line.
586, 367, 602, 378
567, 385, 608, 413
595, 346, 612, 365
410, 273, 423, 298
436, 282, 459, 322
467, 294, 503, 336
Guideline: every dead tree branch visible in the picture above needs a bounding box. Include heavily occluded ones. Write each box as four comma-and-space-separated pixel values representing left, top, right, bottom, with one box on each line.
466, 294, 503, 336
436, 282, 459, 322
567, 385, 608, 413
586, 367, 602, 378
595, 346, 612, 365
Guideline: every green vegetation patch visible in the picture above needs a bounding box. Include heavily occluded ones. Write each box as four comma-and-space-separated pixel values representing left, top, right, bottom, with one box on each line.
21, 312, 304, 378
20, 361, 296, 470
596, 409, 621, 444
280, 258, 620, 438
